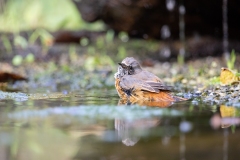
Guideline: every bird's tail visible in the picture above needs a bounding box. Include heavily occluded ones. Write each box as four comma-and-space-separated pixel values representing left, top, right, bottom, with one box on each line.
154, 91, 187, 102
172, 95, 188, 102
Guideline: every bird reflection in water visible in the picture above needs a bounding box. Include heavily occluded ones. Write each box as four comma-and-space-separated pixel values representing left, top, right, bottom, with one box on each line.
115, 118, 160, 146
118, 99, 174, 108
115, 90, 175, 146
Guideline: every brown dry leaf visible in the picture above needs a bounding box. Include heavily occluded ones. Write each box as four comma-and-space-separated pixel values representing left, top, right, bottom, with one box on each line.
220, 68, 240, 85
0, 72, 28, 83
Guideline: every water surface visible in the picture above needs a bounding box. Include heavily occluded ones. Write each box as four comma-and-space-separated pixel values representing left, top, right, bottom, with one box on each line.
0, 89, 239, 160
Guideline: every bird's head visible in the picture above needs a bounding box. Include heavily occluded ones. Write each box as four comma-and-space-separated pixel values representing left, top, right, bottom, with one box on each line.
114, 64, 128, 79
118, 57, 142, 75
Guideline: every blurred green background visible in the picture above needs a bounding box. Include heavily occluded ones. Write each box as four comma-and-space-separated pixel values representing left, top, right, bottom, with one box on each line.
0, 0, 104, 32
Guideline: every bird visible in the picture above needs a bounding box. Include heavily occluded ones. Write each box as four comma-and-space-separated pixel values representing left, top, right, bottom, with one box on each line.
114, 57, 187, 104
115, 118, 160, 146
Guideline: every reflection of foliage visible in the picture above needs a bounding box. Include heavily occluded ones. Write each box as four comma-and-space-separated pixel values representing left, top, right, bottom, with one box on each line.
220, 105, 236, 117
9, 125, 76, 160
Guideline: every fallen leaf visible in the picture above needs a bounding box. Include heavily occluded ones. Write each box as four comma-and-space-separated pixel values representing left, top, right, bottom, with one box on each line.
0, 72, 28, 83
220, 68, 240, 85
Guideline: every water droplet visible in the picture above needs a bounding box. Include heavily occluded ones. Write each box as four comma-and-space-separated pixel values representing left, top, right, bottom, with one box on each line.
166, 0, 175, 11
160, 47, 171, 58
161, 25, 171, 39
179, 47, 185, 56
179, 5, 186, 15
143, 34, 149, 39
179, 121, 193, 133
222, 0, 229, 58
162, 62, 170, 69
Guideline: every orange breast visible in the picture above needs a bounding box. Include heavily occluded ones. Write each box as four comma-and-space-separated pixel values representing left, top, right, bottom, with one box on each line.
115, 78, 127, 99
130, 90, 176, 102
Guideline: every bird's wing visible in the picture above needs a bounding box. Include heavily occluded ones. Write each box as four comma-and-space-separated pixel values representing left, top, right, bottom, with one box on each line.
138, 70, 173, 91
139, 71, 163, 83
145, 81, 172, 91
119, 76, 160, 93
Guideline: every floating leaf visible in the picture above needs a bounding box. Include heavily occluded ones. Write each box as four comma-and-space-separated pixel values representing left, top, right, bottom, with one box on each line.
220, 68, 240, 85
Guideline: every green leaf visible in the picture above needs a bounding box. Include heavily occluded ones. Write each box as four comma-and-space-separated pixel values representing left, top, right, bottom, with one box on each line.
227, 49, 236, 70
25, 53, 35, 63
12, 55, 23, 66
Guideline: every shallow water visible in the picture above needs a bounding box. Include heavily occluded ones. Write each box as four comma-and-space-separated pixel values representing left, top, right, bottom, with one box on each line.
0, 89, 239, 160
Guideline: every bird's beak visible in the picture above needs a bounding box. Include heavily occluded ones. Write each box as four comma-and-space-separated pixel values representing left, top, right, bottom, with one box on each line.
118, 63, 128, 69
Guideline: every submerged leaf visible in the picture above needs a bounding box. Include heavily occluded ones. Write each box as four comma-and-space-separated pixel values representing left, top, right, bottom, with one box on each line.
220, 68, 239, 85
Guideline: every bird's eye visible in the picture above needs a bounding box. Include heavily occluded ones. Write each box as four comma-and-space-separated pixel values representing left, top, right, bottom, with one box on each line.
128, 66, 134, 75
